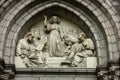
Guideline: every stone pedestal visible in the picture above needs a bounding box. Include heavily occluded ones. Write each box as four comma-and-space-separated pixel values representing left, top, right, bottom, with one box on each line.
86, 57, 97, 68
15, 57, 26, 68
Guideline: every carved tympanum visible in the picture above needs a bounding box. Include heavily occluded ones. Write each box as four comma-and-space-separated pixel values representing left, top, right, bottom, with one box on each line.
16, 16, 96, 68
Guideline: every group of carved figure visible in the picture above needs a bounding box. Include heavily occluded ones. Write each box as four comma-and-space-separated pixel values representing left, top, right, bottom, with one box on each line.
16, 16, 95, 68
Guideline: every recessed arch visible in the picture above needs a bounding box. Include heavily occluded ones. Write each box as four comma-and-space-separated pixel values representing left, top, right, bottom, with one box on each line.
0, 0, 119, 67
4, 1, 107, 66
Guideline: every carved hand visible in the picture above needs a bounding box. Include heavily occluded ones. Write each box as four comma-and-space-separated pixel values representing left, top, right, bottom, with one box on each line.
20, 54, 25, 59
43, 15, 47, 20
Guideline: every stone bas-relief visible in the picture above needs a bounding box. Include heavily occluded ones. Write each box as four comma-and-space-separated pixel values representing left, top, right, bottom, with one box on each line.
16, 32, 47, 68
15, 16, 97, 68
44, 15, 64, 57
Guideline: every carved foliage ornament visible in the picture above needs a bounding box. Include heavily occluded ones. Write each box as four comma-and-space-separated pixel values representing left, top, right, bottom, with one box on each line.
97, 63, 120, 80
0, 64, 15, 80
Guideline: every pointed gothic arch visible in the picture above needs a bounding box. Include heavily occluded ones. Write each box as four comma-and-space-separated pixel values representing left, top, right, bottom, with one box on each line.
0, 0, 119, 80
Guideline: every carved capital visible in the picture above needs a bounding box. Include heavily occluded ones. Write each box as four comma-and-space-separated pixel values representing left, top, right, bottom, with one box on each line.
97, 71, 110, 80
97, 60, 120, 80
0, 70, 15, 80
97, 65, 109, 80
109, 60, 120, 80
0, 59, 15, 80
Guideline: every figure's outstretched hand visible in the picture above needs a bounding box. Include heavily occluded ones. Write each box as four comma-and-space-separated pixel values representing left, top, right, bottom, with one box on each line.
43, 15, 47, 20
43, 15, 47, 28
20, 54, 25, 59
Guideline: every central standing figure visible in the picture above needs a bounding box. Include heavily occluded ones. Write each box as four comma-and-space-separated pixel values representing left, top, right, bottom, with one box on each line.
43, 15, 64, 57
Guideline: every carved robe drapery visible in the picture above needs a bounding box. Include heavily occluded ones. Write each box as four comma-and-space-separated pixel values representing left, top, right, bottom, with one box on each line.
16, 38, 44, 67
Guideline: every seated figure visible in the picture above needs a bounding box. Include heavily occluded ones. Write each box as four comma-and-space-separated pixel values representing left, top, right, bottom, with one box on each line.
61, 30, 81, 66
72, 32, 95, 67
62, 32, 95, 67
16, 32, 47, 68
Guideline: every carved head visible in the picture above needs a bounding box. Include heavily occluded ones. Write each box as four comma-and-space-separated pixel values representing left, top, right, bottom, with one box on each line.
25, 32, 34, 43
50, 16, 60, 24
78, 32, 86, 42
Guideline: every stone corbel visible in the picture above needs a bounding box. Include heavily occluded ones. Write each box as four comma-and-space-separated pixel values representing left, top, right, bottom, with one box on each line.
0, 59, 15, 80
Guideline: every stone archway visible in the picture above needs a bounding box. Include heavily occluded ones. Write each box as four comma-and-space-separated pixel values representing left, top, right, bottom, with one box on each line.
0, 0, 120, 80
